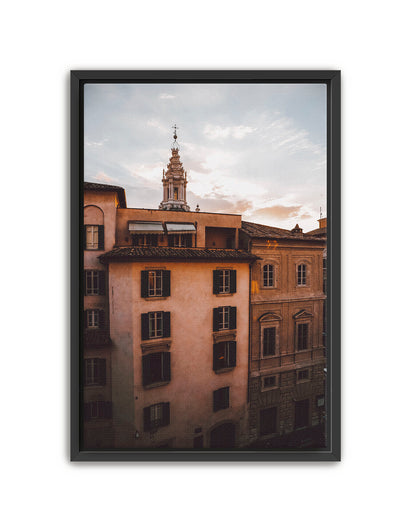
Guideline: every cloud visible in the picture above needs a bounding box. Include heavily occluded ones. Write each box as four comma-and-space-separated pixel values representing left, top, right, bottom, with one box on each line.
249, 204, 302, 220
203, 124, 256, 140
94, 171, 117, 184
85, 137, 108, 147
159, 93, 176, 100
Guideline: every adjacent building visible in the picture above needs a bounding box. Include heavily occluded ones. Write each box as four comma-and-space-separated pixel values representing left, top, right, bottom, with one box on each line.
82, 132, 327, 450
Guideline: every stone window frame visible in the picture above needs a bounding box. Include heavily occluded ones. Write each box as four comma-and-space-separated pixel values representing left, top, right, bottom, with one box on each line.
261, 372, 280, 392
293, 309, 314, 352
294, 258, 312, 289
258, 259, 280, 290
259, 312, 282, 359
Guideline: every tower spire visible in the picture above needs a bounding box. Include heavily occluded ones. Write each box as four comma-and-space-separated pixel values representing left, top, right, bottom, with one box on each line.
159, 126, 190, 211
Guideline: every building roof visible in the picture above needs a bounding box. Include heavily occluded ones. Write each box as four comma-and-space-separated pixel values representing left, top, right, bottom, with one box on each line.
241, 221, 325, 242
84, 182, 127, 208
99, 246, 258, 263
305, 227, 327, 237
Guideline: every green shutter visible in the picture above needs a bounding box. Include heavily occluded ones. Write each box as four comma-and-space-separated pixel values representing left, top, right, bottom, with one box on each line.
99, 359, 106, 385
163, 352, 171, 382
213, 308, 220, 331
162, 271, 171, 297
98, 271, 106, 295
98, 310, 106, 330
84, 271, 88, 296
213, 343, 220, 370
98, 225, 104, 249
83, 310, 88, 329
162, 402, 170, 426
230, 270, 237, 293
163, 312, 171, 338
230, 307, 237, 329
142, 354, 151, 386
141, 271, 149, 298
141, 313, 149, 340
213, 270, 220, 294
143, 406, 151, 431
229, 341, 237, 367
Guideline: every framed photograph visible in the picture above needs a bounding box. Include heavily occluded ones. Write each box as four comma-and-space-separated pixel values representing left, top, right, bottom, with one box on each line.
71, 70, 340, 461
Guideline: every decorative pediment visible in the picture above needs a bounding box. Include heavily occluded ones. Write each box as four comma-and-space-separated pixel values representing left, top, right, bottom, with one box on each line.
293, 309, 314, 320
259, 312, 282, 323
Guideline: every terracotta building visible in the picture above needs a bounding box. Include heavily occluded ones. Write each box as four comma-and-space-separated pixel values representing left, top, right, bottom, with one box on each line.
239, 220, 327, 446
82, 132, 326, 449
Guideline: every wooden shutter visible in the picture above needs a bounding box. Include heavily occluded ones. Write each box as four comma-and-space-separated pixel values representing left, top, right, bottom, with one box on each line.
213, 343, 220, 371
162, 270, 171, 297
213, 308, 220, 331
213, 389, 220, 411
142, 354, 151, 386
229, 307, 237, 329
98, 310, 106, 330
84, 271, 88, 296
162, 352, 171, 382
229, 341, 237, 367
168, 235, 174, 247
163, 312, 171, 338
143, 406, 151, 431
141, 313, 149, 340
83, 226, 87, 250
185, 235, 192, 247
151, 235, 158, 246
213, 270, 220, 294
230, 270, 237, 293
98, 271, 106, 295
83, 310, 88, 329
98, 225, 104, 249
141, 270, 148, 298
98, 359, 106, 386
162, 402, 170, 426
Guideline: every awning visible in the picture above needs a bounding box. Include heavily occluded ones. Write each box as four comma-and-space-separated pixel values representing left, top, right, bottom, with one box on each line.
165, 222, 196, 234
128, 221, 164, 234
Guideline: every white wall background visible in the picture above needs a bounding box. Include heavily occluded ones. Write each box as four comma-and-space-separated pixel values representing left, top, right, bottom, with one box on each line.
1, 1, 414, 518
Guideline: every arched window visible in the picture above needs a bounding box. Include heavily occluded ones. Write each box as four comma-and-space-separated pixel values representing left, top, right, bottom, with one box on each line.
263, 264, 274, 287
297, 264, 307, 286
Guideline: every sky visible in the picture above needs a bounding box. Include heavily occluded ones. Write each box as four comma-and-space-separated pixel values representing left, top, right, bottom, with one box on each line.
84, 83, 326, 232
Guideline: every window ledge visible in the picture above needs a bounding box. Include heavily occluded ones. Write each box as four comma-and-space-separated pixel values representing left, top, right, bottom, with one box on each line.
140, 340, 171, 353
214, 367, 235, 375
143, 380, 170, 390
143, 297, 168, 301
213, 330, 237, 342
215, 293, 234, 297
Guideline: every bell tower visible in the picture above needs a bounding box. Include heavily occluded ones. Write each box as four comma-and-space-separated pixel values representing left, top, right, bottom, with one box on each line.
159, 125, 190, 211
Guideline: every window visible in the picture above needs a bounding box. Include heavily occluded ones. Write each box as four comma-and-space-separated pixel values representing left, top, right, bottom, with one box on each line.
213, 341, 236, 371
84, 225, 104, 250
260, 407, 277, 436
84, 270, 105, 296
294, 399, 309, 429
297, 369, 309, 382
87, 309, 99, 328
263, 375, 277, 389
141, 270, 170, 298
213, 306, 237, 331
141, 312, 170, 340
168, 234, 192, 247
142, 352, 171, 386
213, 269, 236, 294
213, 387, 230, 412
297, 264, 307, 285
263, 327, 276, 356
297, 323, 309, 351
132, 234, 158, 246
323, 258, 327, 293
263, 264, 274, 287
84, 358, 106, 386
174, 187, 179, 200
84, 400, 112, 421
143, 402, 170, 431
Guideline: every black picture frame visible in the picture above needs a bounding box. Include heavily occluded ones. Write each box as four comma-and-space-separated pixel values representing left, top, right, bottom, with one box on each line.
71, 70, 340, 461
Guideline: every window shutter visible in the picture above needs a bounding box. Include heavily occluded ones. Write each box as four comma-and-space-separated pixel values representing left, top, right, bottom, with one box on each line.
141, 270, 149, 298
230, 306, 237, 329
151, 235, 158, 246
229, 341, 237, 367
213, 270, 220, 294
162, 270, 171, 297
142, 354, 151, 386
168, 235, 174, 247
162, 402, 170, 426
213, 343, 220, 371
224, 387, 230, 408
84, 271, 88, 296
98, 225, 104, 249
141, 313, 149, 341
143, 406, 151, 431
270, 329, 276, 354
230, 270, 237, 293
213, 389, 220, 411
83, 310, 88, 329
104, 401, 112, 419
98, 271, 106, 295
163, 352, 171, 382
99, 359, 106, 385
213, 308, 220, 332
98, 310, 106, 330
163, 312, 171, 338
83, 226, 87, 250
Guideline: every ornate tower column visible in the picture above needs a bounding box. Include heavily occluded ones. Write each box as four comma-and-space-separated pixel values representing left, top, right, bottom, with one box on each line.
159, 126, 190, 211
